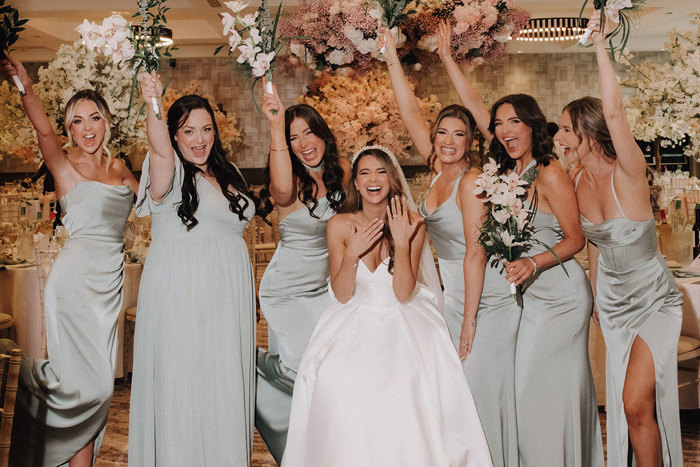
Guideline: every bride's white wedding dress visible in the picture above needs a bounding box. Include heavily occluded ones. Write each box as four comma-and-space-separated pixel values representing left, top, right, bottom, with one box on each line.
282, 258, 493, 467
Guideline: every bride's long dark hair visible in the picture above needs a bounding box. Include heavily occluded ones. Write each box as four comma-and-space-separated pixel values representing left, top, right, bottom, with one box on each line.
339, 147, 405, 274
168, 95, 258, 230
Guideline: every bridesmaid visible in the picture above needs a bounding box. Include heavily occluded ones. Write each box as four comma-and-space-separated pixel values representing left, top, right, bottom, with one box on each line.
440, 22, 604, 465
381, 26, 518, 466
562, 11, 682, 466
1, 57, 137, 466
129, 72, 257, 465
256, 80, 350, 462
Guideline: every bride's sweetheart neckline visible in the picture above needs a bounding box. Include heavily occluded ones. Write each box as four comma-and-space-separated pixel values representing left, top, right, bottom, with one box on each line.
359, 257, 389, 274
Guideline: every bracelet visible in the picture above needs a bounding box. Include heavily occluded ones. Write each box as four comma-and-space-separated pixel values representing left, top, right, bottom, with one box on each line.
527, 256, 538, 274
270, 147, 289, 152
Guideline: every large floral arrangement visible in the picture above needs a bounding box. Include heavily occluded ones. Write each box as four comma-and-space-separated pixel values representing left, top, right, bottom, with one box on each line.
162, 80, 246, 157
281, 0, 529, 72
297, 66, 442, 159
621, 13, 700, 158
0, 81, 35, 162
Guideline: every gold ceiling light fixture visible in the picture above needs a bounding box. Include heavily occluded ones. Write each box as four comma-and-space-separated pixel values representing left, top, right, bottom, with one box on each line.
511, 17, 589, 42
132, 25, 174, 47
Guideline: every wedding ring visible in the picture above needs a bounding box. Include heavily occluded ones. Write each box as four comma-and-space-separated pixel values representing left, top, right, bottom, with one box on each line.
392, 214, 398, 218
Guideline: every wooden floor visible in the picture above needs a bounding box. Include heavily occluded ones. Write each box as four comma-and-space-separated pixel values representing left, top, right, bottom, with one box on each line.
94, 314, 700, 466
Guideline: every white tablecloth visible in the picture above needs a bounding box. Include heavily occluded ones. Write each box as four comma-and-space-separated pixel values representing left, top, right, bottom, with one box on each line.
0, 261, 142, 378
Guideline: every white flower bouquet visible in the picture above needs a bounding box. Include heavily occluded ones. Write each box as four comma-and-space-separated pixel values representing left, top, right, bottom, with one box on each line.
578, 0, 645, 59
0, 0, 29, 95
474, 158, 565, 294
216, 0, 290, 112
75, 0, 177, 119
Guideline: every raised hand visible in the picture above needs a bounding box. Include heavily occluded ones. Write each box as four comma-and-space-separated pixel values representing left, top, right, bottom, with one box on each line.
588, 10, 606, 46
261, 76, 284, 125
345, 218, 384, 263
386, 196, 422, 247
377, 27, 399, 65
1, 55, 31, 92
139, 71, 163, 102
437, 21, 454, 64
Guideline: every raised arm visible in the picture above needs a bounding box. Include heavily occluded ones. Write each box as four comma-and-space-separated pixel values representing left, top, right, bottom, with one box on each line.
328, 215, 385, 303
590, 11, 646, 179
437, 22, 492, 141
261, 78, 296, 207
140, 72, 175, 202
458, 171, 487, 360
2, 56, 66, 174
379, 30, 433, 161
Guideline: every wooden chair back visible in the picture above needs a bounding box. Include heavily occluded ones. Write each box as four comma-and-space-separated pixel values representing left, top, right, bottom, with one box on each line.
0, 348, 21, 466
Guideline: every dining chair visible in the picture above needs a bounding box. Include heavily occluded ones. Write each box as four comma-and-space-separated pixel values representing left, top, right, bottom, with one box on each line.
0, 348, 22, 466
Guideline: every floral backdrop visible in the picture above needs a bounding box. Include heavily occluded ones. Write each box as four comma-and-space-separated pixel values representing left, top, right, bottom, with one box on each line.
622, 13, 700, 158
297, 66, 442, 160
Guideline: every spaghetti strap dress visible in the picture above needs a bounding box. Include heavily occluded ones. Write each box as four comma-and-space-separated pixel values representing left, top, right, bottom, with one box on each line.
578, 171, 683, 466
420, 171, 520, 467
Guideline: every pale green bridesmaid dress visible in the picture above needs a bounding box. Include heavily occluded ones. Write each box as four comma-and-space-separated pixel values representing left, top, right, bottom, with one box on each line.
129, 154, 256, 466
579, 172, 682, 466
256, 198, 333, 463
9, 181, 133, 466
516, 200, 604, 466
419, 171, 520, 467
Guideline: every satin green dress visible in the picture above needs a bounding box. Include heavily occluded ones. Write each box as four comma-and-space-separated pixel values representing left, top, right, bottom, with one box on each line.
256, 198, 333, 463
516, 202, 604, 466
419, 172, 520, 467
129, 154, 256, 466
9, 182, 133, 467
579, 172, 683, 466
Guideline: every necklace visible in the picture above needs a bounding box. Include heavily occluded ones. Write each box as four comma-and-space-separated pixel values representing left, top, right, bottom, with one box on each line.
301, 159, 325, 172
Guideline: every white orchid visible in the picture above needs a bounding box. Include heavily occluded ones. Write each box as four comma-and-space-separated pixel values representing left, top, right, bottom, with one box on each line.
101, 15, 129, 49
249, 27, 262, 45
492, 207, 510, 224
499, 172, 528, 196
239, 12, 258, 28
500, 231, 524, 247
224, 0, 249, 13
605, 0, 634, 23
237, 40, 261, 64
251, 51, 275, 77
107, 39, 136, 66
75, 19, 105, 51
221, 12, 237, 36
228, 29, 242, 51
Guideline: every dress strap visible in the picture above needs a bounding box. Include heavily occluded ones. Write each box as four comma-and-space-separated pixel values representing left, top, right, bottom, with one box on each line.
516, 159, 537, 179
574, 170, 583, 191
610, 169, 628, 219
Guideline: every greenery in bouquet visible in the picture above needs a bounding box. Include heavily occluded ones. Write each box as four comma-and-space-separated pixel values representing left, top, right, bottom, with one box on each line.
162, 80, 246, 157
0, 0, 28, 94
578, 0, 645, 60
475, 158, 566, 280
621, 13, 700, 159
297, 66, 442, 159
403, 0, 530, 71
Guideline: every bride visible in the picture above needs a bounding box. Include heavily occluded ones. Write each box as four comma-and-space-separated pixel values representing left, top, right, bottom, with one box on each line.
282, 146, 492, 467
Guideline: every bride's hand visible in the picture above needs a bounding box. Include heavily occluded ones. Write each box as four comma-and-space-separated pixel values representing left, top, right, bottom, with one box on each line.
386, 196, 423, 247
459, 318, 476, 360
344, 218, 384, 263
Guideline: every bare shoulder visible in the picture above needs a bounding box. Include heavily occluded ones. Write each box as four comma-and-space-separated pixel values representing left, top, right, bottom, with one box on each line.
328, 212, 353, 232
536, 161, 572, 189
459, 167, 483, 187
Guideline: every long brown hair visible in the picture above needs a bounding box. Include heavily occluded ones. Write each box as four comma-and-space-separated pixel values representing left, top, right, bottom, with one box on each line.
339, 147, 405, 274
428, 104, 479, 172
563, 96, 617, 160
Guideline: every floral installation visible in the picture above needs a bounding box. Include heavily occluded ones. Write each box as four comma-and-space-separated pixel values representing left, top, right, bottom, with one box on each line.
578, 0, 645, 60
404, 0, 530, 71
0, 80, 35, 163
621, 13, 700, 159
216, 0, 290, 111
474, 158, 564, 294
161, 80, 246, 157
0, 0, 28, 95
281, 0, 529, 73
75, 0, 177, 119
297, 66, 442, 159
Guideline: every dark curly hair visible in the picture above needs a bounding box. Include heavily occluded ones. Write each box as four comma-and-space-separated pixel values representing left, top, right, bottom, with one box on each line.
487, 94, 555, 173
167, 95, 257, 230
259, 104, 346, 219
428, 104, 479, 172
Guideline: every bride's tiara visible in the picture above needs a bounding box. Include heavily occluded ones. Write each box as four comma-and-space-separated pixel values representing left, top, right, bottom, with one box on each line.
350, 145, 400, 168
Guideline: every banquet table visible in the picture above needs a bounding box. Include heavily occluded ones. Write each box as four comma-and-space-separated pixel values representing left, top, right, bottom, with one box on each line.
0, 261, 142, 379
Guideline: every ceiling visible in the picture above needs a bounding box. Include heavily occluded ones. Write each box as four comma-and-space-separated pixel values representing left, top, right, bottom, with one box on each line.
10, 0, 698, 61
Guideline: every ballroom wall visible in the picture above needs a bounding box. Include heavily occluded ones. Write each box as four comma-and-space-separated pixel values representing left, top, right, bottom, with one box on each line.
0, 50, 669, 174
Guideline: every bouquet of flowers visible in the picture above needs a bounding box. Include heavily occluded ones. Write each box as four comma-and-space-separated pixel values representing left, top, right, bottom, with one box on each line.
216, 0, 289, 111
0, 0, 28, 95
474, 158, 565, 294
578, 0, 645, 59
297, 66, 442, 159
75, 0, 177, 119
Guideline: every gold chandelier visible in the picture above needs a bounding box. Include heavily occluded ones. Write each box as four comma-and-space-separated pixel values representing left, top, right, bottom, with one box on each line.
513, 17, 589, 42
